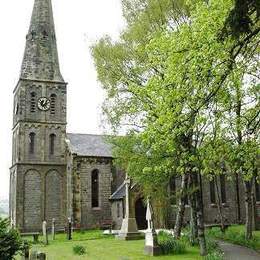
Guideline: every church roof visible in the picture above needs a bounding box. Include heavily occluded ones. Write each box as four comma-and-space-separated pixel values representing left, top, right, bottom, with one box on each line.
110, 183, 126, 200
20, 0, 64, 82
66, 133, 113, 158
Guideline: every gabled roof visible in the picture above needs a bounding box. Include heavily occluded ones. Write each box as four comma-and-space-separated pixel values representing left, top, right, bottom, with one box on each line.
110, 183, 126, 200
66, 133, 113, 158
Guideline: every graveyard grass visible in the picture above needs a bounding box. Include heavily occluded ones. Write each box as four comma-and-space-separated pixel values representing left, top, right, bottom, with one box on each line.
19, 230, 203, 260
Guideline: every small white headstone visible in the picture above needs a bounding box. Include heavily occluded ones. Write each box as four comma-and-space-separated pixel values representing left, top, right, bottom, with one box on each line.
42, 221, 48, 245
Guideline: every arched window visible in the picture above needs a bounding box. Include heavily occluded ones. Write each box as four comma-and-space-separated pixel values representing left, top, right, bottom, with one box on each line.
91, 169, 99, 208
29, 132, 35, 154
50, 94, 56, 115
30, 92, 36, 113
209, 179, 216, 204
220, 175, 227, 204
49, 134, 56, 155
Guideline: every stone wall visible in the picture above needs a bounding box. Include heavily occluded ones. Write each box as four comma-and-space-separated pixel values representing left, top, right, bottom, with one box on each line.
71, 156, 113, 229
111, 200, 124, 230
10, 164, 66, 232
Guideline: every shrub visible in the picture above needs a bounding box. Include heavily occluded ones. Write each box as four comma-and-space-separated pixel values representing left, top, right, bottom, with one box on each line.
207, 227, 259, 250
204, 251, 224, 260
0, 218, 24, 260
204, 238, 224, 260
73, 245, 86, 255
158, 231, 186, 255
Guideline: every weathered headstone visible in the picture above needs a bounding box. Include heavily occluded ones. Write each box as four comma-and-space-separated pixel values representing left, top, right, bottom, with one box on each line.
29, 251, 46, 260
144, 198, 161, 256
52, 218, 56, 240
117, 176, 142, 240
42, 221, 48, 245
37, 252, 46, 260
67, 218, 72, 240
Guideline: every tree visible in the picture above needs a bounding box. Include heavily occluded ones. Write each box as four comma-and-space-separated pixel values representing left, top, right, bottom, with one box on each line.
92, 0, 259, 255
0, 218, 24, 260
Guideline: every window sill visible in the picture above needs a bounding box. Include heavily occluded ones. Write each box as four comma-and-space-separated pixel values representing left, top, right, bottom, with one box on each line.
210, 203, 217, 208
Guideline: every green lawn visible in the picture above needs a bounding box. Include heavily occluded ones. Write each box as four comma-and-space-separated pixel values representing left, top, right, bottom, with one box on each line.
19, 231, 203, 260
207, 225, 260, 250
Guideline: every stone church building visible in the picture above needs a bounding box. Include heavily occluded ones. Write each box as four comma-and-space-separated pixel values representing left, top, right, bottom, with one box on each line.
10, 0, 260, 232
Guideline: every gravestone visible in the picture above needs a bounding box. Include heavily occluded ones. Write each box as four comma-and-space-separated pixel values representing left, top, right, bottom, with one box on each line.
29, 251, 46, 260
42, 221, 48, 245
67, 218, 72, 240
144, 198, 161, 256
52, 218, 56, 240
117, 176, 142, 240
37, 252, 46, 260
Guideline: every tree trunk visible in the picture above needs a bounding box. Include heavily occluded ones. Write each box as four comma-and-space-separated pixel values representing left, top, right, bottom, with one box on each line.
214, 177, 225, 232
244, 180, 253, 239
189, 174, 198, 245
195, 173, 207, 256
174, 173, 189, 238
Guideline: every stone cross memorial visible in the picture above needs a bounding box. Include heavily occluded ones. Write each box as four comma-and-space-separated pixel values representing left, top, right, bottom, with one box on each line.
42, 221, 48, 245
117, 176, 142, 240
144, 198, 161, 256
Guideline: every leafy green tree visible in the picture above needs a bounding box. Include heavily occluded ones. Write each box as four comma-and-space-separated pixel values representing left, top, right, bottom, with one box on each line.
92, 0, 259, 254
0, 218, 24, 260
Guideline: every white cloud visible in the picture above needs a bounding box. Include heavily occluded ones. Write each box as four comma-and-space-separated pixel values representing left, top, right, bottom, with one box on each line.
0, 0, 124, 200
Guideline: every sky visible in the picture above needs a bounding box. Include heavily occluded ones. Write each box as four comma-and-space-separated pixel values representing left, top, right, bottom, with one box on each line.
0, 0, 125, 200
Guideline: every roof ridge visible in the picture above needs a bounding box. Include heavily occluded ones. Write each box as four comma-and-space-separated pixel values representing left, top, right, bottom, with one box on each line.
67, 133, 110, 137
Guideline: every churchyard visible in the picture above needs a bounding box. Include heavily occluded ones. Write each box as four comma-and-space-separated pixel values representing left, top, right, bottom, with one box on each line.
18, 229, 202, 260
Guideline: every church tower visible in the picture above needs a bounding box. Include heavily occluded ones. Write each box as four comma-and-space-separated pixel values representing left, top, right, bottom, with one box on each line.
10, 0, 67, 231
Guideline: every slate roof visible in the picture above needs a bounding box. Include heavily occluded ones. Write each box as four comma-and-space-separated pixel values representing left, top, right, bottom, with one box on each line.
67, 133, 113, 158
110, 183, 126, 201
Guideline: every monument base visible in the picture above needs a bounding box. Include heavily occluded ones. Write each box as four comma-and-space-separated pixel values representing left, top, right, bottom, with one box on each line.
144, 245, 161, 256
117, 218, 143, 240
144, 231, 161, 256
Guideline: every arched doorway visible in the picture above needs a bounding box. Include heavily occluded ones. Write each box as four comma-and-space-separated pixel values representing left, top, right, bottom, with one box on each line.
135, 198, 147, 230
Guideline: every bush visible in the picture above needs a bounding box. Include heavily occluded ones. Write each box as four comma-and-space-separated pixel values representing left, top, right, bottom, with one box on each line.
73, 245, 86, 255
207, 227, 259, 250
0, 218, 24, 260
204, 238, 224, 260
158, 231, 186, 255
204, 251, 224, 260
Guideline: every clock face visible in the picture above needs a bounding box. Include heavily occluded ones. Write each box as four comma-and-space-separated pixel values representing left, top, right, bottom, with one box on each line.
38, 97, 51, 111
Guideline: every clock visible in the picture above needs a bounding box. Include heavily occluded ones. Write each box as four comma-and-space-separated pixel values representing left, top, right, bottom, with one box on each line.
38, 97, 51, 111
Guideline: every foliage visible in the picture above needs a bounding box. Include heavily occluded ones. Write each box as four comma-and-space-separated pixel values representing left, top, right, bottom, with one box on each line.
92, 0, 259, 248
0, 218, 24, 260
207, 226, 260, 250
72, 245, 86, 255
158, 231, 187, 255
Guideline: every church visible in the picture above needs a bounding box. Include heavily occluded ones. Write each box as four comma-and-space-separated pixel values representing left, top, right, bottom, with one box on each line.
9, 0, 260, 233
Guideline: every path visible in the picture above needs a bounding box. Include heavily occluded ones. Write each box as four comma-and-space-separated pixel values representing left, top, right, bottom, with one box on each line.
218, 240, 260, 260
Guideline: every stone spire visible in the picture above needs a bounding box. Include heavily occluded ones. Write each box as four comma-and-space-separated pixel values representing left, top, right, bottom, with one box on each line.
20, 0, 64, 82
